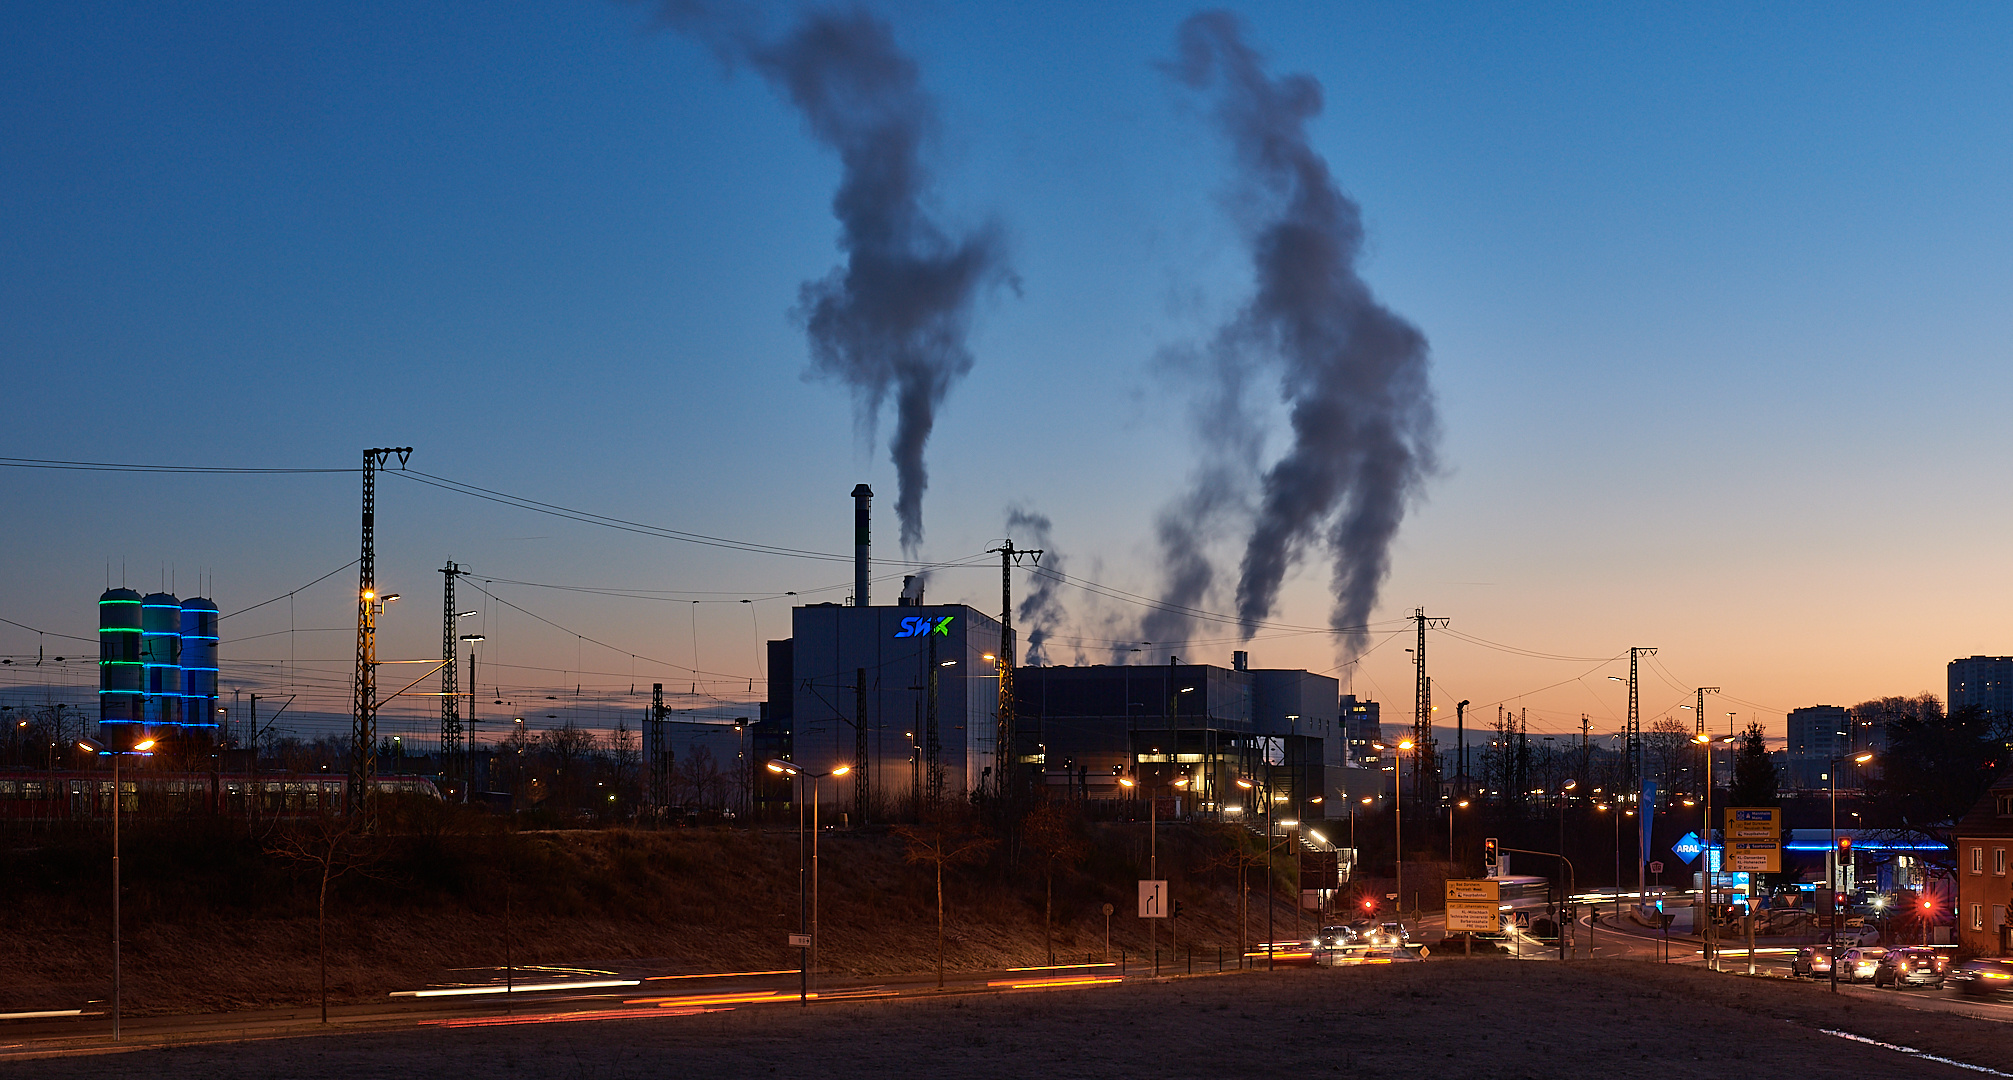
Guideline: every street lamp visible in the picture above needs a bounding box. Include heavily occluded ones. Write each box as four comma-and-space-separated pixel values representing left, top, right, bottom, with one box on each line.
1693, 732, 1735, 969
76, 733, 155, 1042
766, 759, 851, 1005
1379, 738, 1414, 925
1449, 799, 1469, 866
1120, 770, 1187, 974
1828, 750, 1874, 994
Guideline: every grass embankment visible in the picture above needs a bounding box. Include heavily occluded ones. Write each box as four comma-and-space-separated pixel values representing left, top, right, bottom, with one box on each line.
0, 810, 1308, 1016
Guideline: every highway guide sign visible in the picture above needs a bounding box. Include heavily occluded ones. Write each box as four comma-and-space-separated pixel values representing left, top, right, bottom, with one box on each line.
1445, 879, 1501, 933
1138, 879, 1167, 918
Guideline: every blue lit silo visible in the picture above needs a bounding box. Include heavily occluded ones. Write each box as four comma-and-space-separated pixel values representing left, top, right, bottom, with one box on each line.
180, 597, 219, 729
98, 588, 145, 746
140, 592, 183, 730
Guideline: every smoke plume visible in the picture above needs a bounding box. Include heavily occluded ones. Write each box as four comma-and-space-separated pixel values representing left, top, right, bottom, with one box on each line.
658, 3, 1012, 553
1160, 11, 1438, 658
1004, 506, 1064, 666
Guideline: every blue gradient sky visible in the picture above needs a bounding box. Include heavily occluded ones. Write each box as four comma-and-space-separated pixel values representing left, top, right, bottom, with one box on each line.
4, 2, 2010, 745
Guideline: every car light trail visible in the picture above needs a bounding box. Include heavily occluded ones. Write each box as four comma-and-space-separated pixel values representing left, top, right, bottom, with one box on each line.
642, 969, 799, 981
0, 1010, 84, 1021
419, 1007, 701, 1029
390, 979, 640, 998
987, 976, 1124, 990
624, 991, 805, 1008
1004, 962, 1118, 972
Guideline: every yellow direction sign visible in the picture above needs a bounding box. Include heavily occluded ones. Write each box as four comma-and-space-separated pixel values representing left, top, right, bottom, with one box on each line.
1446, 879, 1501, 933
1727, 840, 1781, 873
1725, 807, 1780, 839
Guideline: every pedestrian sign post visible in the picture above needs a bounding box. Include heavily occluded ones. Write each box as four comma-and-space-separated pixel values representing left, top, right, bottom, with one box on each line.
1138, 879, 1167, 918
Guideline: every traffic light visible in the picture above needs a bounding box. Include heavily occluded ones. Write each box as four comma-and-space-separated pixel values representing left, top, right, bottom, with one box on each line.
1484, 837, 1499, 871
1838, 836, 1852, 853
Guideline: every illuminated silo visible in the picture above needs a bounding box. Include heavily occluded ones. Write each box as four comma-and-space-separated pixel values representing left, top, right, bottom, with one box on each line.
98, 588, 145, 746
180, 597, 219, 729
141, 592, 183, 730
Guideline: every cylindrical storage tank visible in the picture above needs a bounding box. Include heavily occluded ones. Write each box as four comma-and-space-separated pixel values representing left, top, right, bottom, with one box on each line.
141, 592, 183, 730
180, 597, 219, 729
98, 588, 145, 744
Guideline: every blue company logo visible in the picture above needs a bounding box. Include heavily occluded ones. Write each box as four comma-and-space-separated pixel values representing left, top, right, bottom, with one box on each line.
1672, 832, 1703, 864
895, 616, 955, 639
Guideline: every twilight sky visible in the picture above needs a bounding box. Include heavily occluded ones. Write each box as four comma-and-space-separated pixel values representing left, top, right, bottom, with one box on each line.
4, 1, 2011, 747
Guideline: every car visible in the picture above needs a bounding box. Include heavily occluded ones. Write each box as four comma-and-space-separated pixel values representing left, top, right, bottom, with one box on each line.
1312, 925, 1358, 949
1873, 948, 1947, 989
1947, 958, 2013, 998
1790, 945, 1834, 978
1361, 922, 1411, 946
1838, 946, 1888, 983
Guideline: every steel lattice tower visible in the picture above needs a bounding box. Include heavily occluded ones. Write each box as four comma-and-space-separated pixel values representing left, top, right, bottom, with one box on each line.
1625, 646, 1656, 786
1410, 608, 1449, 808
350, 447, 410, 822
988, 540, 1041, 802
648, 683, 670, 815
440, 562, 462, 795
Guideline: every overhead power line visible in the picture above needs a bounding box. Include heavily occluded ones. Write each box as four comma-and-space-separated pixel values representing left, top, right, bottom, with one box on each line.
0, 456, 355, 474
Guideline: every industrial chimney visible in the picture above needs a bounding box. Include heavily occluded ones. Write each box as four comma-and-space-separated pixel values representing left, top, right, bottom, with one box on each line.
851, 484, 873, 607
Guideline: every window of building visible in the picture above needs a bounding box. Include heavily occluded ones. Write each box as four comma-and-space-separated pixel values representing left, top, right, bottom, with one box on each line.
1998, 792, 2013, 817
1998, 849, 2008, 876
1974, 846, 1986, 874
1997, 905, 2008, 931
1974, 903, 1986, 931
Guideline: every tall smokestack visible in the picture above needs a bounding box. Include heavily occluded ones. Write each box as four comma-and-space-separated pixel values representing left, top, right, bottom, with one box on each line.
852, 484, 873, 606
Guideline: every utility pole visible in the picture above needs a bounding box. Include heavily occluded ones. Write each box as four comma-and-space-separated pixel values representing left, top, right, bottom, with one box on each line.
1692, 687, 1720, 737
351, 447, 411, 824
1624, 645, 1656, 905
988, 540, 1041, 803
440, 562, 462, 797
1410, 609, 1449, 812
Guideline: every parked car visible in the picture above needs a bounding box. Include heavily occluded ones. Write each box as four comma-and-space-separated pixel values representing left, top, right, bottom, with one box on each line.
1838, 947, 1888, 983
1790, 946, 1834, 978
1948, 958, 2013, 998
1873, 948, 1947, 989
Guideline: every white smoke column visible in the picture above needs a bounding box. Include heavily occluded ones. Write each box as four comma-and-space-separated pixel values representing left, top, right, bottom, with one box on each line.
659, 3, 1013, 553
1165, 11, 1438, 657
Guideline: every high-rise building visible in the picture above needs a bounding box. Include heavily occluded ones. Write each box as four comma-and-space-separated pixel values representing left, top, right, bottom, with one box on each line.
1950, 656, 2013, 720
1785, 705, 1852, 790
1341, 695, 1383, 767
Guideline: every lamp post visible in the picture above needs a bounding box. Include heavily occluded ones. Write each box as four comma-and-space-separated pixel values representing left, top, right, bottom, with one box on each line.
1120, 771, 1186, 975
765, 759, 851, 1005
1693, 733, 1734, 970
76, 733, 155, 1042
1376, 739, 1415, 924
1449, 798, 1469, 867
1828, 749, 1873, 993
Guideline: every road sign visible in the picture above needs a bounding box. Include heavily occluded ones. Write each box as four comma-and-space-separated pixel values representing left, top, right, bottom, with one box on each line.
1648, 860, 1664, 874
1138, 879, 1167, 918
1446, 879, 1501, 933
1725, 807, 1780, 839
1671, 833, 1702, 864
1727, 840, 1781, 873
788, 933, 812, 949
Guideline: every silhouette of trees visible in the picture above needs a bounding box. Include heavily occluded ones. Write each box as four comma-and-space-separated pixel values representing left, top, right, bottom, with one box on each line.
894, 810, 996, 987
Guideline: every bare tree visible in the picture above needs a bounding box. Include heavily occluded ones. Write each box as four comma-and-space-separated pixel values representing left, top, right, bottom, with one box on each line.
1203, 824, 1272, 965
266, 811, 380, 1023
541, 721, 597, 810
1646, 717, 1694, 800
1022, 800, 1087, 966
894, 811, 996, 987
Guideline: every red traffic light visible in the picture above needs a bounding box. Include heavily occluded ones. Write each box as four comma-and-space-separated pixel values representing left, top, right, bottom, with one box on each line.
1838, 837, 1851, 850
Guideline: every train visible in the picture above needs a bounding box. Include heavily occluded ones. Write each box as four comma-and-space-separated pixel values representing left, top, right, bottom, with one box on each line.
0, 769, 441, 824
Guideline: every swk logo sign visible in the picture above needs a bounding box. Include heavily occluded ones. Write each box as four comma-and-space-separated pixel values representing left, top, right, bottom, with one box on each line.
894, 616, 955, 639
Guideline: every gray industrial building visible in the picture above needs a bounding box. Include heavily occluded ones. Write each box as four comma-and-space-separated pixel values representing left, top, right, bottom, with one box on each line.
1011, 659, 1341, 823
758, 597, 1005, 822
